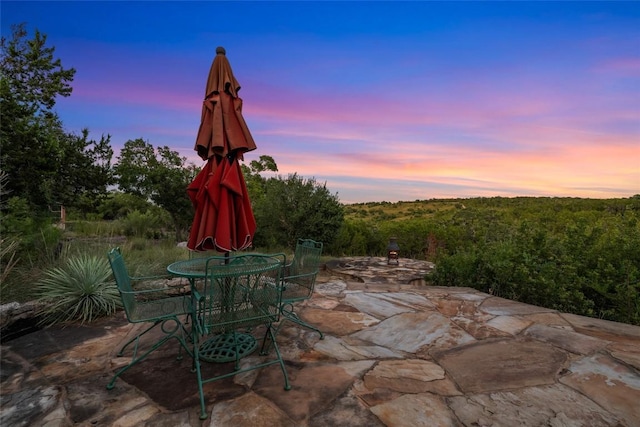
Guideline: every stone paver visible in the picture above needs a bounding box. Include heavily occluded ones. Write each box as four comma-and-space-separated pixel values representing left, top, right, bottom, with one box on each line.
560, 353, 640, 427
524, 323, 609, 355
433, 338, 567, 393
448, 383, 622, 426
353, 311, 475, 353
363, 360, 447, 393
370, 393, 458, 427
2, 256, 639, 427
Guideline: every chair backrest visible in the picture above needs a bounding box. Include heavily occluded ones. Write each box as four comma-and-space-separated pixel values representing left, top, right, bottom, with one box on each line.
289, 239, 323, 278
197, 254, 283, 334
107, 247, 137, 319
280, 239, 323, 302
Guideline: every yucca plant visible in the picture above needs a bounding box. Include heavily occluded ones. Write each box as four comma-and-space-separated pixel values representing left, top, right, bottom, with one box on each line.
36, 254, 121, 325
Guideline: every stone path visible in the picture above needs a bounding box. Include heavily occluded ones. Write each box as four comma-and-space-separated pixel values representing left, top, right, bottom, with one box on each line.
1, 256, 639, 426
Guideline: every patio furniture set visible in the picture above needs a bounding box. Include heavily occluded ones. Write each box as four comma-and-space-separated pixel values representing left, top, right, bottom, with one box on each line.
105, 239, 323, 420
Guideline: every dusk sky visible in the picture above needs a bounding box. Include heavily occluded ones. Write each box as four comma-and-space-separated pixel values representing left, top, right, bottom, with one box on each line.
3, 1, 639, 204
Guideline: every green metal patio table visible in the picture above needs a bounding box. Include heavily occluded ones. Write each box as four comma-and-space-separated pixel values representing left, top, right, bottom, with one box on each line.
166, 255, 282, 363
167, 257, 211, 282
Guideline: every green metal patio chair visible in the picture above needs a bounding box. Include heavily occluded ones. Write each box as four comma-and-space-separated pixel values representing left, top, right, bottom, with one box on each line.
192, 253, 291, 420
277, 238, 324, 339
106, 247, 191, 390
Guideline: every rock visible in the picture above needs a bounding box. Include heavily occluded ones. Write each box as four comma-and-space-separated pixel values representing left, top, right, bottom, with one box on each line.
560, 353, 640, 427
353, 311, 475, 353
524, 323, 609, 355
208, 392, 295, 426
0, 386, 60, 427
433, 339, 567, 394
363, 359, 446, 393
448, 383, 621, 426
370, 393, 458, 427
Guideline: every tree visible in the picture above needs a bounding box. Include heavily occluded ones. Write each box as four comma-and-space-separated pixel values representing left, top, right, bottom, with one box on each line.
114, 138, 196, 240
1, 24, 111, 214
241, 154, 278, 204
1, 24, 76, 211
50, 129, 114, 214
114, 138, 158, 198
0, 23, 74, 118
253, 173, 344, 249
151, 146, 197, 241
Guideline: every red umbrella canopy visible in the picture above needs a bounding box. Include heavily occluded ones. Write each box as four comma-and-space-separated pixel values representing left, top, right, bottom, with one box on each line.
187, 47, 257, 253
194, 46, 256, 161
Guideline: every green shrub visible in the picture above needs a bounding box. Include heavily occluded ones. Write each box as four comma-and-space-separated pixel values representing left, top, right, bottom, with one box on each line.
119, 209, 167, 238
36, 254, 121, 325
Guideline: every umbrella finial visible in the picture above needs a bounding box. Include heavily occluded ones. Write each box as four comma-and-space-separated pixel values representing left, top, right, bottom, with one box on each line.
216, 46, 226, 55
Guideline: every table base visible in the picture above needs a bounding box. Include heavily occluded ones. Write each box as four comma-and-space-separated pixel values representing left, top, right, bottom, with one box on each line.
199, 333, 257, 363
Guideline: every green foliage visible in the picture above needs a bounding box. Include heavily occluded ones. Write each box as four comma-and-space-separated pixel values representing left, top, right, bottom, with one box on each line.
114, 138, 158, 197
329, 219, 377, 256
425, 198, 639, 325
243, 155, 347, 250
0, 237, 20, 294
0, 188, 63, 302
252, 173, 344, 249
2, 234, 188, 305
65, 219, 122, 237
151, 146, 197, 241
118, 239, 187, 276
96, 192, 154, 220
241, 154, 278, 203
1, 24, 112, 214
1, 194, 64, 266
52, 129, 115, 212
2, 196, 36, 236
338, 197, 639, 325
119, 209, 170, 239
0, 23, 74, 114
36, 254, 120, 325
114, 139, 195, 241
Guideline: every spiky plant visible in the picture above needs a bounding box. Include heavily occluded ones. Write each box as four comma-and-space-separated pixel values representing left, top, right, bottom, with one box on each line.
37, 254, 121, 325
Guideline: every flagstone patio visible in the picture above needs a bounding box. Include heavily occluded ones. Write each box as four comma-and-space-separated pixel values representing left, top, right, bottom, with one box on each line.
1, 256, 639, 426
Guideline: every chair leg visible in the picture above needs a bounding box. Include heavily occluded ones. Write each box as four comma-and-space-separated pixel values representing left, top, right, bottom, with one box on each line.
107, 318, 190, 390
259, 325, 273, 356
195, 326, 291, 420
281, 302, 324, 339
261, 303, 323, 356
194, 339, 208, 420
266, 325, 291, 391
117, 321, 161, 356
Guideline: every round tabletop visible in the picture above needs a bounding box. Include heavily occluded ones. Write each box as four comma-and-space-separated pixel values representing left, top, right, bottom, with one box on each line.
166, 257, 212, 278
167, 254, 283, 279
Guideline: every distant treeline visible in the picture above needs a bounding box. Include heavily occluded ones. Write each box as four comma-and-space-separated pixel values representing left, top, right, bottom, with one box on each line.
330, 196, 640, 326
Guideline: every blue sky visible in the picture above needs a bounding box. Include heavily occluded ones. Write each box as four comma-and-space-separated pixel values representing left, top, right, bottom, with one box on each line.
3, 1, 639, 203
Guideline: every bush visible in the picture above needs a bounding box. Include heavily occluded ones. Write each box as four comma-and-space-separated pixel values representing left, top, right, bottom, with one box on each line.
36, 254, 121, 325
119, 209, 169, 238
252, 173, 344, 249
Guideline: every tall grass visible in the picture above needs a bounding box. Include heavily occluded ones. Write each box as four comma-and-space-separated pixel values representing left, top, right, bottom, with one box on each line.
1, 217, 191, 304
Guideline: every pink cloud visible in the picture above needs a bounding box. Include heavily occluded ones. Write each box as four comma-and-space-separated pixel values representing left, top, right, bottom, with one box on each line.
55, 37, 639, 203
70, 80, 201, 112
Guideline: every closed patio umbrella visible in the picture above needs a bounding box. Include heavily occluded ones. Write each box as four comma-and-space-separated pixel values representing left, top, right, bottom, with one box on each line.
187, 47, 257, 253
